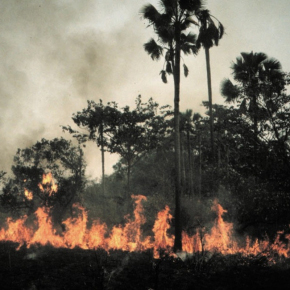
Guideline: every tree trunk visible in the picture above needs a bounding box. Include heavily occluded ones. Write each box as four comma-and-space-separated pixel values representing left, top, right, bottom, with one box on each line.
173, 29, 182, 253
100, 122, 105, 196
218, 142, 221, 169
226, 145, 229, 179
199, 133, 202, 199
187, 130, 193, 196
205, 47, 215, 163
180, 135, 186, 192
253, 94, 258, 175
127, 145, 132, 199
127, 161, 131, 199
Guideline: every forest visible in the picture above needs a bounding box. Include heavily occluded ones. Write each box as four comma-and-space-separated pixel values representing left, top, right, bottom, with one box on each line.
1, 0, 290, 289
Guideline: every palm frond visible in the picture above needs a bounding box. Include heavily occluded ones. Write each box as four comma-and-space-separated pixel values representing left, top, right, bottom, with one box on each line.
220, 78, 240, 102
185, 32, 197, 44
181, 32, 198, 55
185, 16, 199, 26
196, 12, 222, 48
180, 15, 199, 30
140, 4, 162, 24
181, 43, 199, 55
179, 0, 204, 12
234, 52, 268, 82
159, 0, 175, 17
240, 51, 253, 64
240, 51, 267, 69
181, 43, 192, 55
231, 57, 253, 82
218, 21, 224, 39
157, 24, 175, 44
208, 21, 220, 46
197, 17, 223, 48
144, 38, 163, 60
142, 3, 173, 43
191, 45, 199, 55
263, 58, 282, 71
253, 52, 268, 66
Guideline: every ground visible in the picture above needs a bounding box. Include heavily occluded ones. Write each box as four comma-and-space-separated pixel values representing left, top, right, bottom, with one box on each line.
1, 242, 290, 290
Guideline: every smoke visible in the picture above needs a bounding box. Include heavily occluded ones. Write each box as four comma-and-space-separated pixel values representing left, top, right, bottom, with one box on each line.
2, 0, 289, 179
0, 0, 152, 177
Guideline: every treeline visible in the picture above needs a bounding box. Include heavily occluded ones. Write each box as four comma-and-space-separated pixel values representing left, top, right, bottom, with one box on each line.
1, 49, 290, 240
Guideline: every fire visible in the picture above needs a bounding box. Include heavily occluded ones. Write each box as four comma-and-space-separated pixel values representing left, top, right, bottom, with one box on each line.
203, 199, 237, 254
24, 188, 33, 200
0, 216, 33, 249
107, 195, 151, 252
1, 173, 290, 260
152, 205, 173, 257
38, 172, 58, 196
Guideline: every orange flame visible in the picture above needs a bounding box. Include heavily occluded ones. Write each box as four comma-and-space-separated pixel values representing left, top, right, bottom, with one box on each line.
38, 172, 58, 196
1, 175, 290, 261
24, 188, 33, 200
152, 205, 173, 257
203, 199, 237, 254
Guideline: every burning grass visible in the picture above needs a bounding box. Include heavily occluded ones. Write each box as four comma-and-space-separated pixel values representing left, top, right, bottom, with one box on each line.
1, 173, 290, 261
2, 173, 290, 289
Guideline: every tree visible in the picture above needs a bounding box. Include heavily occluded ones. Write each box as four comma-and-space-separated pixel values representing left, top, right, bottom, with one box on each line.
0, 138, 86, 223
63, 100, 118, 196
105, 96, 164, 197
220, 52, 284, 167
141, 0, 202, 252
196, 9, 224, 162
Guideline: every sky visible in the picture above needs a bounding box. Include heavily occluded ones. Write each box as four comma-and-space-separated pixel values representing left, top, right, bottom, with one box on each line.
1, 0, 290, 180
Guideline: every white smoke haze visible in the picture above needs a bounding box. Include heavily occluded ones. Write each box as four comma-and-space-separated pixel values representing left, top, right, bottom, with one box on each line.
0, 0, 290, 179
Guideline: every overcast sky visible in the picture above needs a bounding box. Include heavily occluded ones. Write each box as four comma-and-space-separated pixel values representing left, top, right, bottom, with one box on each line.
1, 0, 290, 180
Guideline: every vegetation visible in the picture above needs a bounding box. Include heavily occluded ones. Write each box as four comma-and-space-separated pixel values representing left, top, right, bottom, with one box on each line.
0, 138, 85, 224
196, 8, 224, 163
1, 2, 290, 288
141, 0, 202, 252
1, 243, 290, 290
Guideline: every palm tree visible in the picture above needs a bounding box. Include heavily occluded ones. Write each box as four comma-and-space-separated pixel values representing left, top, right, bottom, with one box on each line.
141, 0, 202, 252
221, 52, 283, 166
196, 9, 224, 163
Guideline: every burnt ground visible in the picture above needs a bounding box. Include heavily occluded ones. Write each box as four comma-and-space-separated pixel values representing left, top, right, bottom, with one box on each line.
0, 242, 290, 290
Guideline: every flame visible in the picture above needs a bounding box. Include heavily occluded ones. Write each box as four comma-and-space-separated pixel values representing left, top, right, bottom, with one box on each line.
24, 188, 33, 200
203, 199, 238, 254
0, 216, 33, 249
1, 173, 290, 261
107, 195, 151, 252
38, 172, 58, 196
152, 205, 173, 257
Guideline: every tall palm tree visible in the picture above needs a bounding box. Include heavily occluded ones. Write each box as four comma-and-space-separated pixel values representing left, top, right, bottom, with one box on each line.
141, 0, 202, 252
221, 52, 283, 165
196, 9, 224, 163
